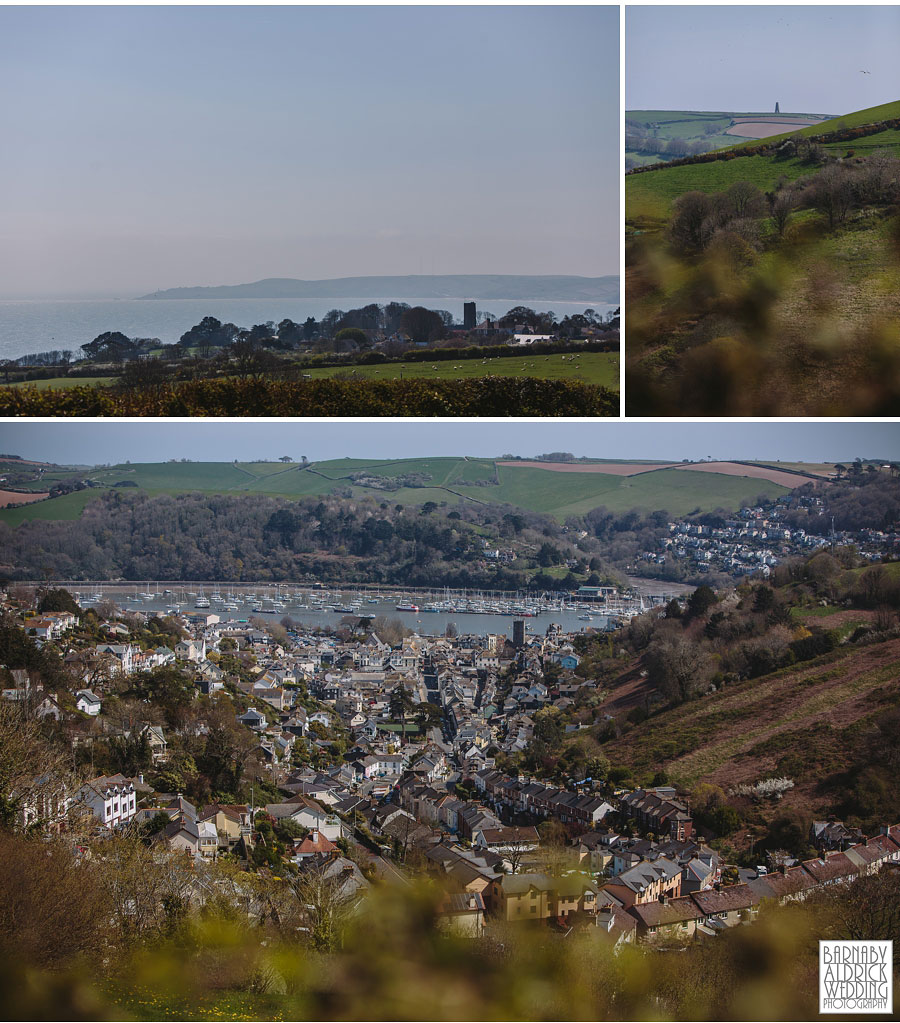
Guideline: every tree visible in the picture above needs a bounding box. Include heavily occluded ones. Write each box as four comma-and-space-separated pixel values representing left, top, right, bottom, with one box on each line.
81, 331, 135, 363
669, 191, 714, 252
36, 587, 80, 615
179, 316, 239, 354
722, 181, 766, 220
770, 188, 796, 237
399, 306, 445, 345
288, 860, 357, 951
686, 585, 717, 620
389, 684, 415, 732
109, 728, 153, 776
645, 635, 713, 704
279, 455, 292, 463
809, 163, 856, 229
503, 827, 535, 874
335, 327, 369, 347
0, 702, 73, 832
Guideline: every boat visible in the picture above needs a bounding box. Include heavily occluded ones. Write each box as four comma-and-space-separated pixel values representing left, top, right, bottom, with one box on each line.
396, 603, 420, 612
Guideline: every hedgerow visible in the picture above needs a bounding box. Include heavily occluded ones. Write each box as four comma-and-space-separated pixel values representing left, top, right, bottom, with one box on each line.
0, 376, 618, 417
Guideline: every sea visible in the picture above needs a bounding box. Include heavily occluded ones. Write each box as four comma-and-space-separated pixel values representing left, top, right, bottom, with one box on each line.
0, 297, 618, 363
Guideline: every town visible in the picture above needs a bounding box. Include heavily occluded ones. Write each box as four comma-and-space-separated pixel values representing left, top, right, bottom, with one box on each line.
4, 575, 899, 951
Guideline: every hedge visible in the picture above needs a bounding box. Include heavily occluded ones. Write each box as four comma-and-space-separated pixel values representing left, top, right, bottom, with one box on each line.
0, 376, 618, 417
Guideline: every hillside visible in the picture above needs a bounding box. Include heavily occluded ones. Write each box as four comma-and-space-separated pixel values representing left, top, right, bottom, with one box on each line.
0, 456, 815, 527
534, 560, 900, 857
138, 274, 620, 303
625, 99, 900, 415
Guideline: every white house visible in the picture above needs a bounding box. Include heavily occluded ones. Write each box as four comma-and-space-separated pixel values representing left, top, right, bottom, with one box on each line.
75, 689, 102, 716
76, 774, 137, 827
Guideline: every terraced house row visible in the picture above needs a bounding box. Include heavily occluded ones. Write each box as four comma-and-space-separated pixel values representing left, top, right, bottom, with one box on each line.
628, 825, 900, 942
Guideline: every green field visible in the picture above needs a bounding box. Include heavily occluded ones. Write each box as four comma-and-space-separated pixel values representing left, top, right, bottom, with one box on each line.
304, 352, 619, 389
6, 376, 115, 390
0, 353, 619, 400
627, 153, 814, 227
0, 457, 799, 526
0, 488, 104, 526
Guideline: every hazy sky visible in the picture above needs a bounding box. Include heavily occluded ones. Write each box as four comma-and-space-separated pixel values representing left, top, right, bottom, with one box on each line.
0, 5, 619, 299
627, 5, 900, 113
2, 421, 897, 466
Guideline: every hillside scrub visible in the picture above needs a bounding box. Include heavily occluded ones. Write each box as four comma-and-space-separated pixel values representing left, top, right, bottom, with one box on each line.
626, 147, 900, 415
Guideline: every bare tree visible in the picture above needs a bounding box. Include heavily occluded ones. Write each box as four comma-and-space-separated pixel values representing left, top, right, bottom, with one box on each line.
770, 189, 796, 237
288, 860, 359, 951
0, 701, 74, 832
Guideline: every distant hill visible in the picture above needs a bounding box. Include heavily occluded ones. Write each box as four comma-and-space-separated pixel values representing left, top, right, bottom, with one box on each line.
137, 275, 619, 304
0, 456, 827, 528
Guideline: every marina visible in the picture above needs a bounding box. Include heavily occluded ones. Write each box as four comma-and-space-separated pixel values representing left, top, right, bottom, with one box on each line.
67, 580, 687, 638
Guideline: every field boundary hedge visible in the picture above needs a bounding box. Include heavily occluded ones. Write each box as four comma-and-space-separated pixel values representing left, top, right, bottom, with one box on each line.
625, 116, 900, 176
0, 376, 618, 417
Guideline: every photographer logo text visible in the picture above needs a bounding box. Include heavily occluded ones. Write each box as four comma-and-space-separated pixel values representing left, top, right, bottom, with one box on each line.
820, 940, 892, 1014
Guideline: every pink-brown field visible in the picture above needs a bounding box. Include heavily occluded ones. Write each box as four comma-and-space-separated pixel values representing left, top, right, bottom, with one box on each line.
726, 117, 825, 139
498, 460, 818, 487
670, 462, 814, 488
497, 461, 673, 476
0, 489, 49, 505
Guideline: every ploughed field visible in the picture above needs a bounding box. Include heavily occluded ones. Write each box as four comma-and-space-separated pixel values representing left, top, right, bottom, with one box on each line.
725, 117, 826, 138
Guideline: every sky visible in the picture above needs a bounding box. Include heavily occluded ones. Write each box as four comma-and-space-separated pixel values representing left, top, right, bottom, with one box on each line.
627, 5, 900, 113
2, 421, 898, 466
0, 5, 619, 299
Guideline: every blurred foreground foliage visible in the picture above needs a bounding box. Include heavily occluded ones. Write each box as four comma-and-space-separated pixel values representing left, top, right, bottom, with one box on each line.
626, 172, 900, 415
1, 830, 899, 1021
0, 376, 617, 418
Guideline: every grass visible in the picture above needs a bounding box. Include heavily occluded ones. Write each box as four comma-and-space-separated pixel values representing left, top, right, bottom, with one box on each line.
303, 352, 619, 389
5, 375, 114, 390
746, 462, 835, 475
0, 487, 103, 525
626, 154, 812, 227
483, 465, 789, 518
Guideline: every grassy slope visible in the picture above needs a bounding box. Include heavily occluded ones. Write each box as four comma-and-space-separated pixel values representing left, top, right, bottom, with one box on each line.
0, 488, 103, 525
627, 154, 813, 226
627, 100, 900, 227
0, 458, 801, 526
